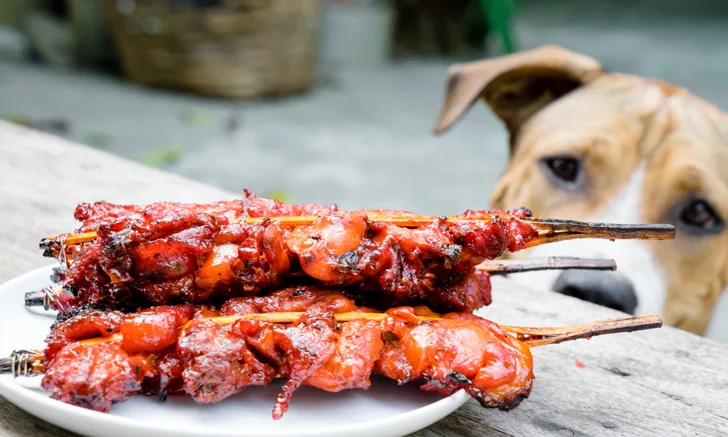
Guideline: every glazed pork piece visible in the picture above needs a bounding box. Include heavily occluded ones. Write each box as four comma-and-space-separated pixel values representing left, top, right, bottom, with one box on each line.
39, 192, 537, 314
40, 288, 534, 419
70, 189, 339, 233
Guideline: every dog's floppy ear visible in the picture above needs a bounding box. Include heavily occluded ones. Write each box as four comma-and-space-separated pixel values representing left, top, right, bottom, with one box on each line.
433, 45, 602, 136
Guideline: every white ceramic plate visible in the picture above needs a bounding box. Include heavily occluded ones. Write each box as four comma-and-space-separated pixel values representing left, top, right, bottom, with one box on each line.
0, 265, 470, 437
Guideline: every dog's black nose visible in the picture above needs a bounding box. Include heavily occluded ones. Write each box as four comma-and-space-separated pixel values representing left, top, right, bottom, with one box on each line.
552, 270, 638, 314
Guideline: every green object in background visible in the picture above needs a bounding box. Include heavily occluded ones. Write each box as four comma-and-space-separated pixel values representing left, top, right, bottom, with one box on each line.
0, 0, 46, 28
3, 114, 70, 136
3, 114, 27, 125
181, 108, 212, 128
401, 0, 518, 54
266, 190, 291, 203
68, 0, 115, 66
138, 143, 185, 167
483, 0, 517, 54
84, 132, 110, 148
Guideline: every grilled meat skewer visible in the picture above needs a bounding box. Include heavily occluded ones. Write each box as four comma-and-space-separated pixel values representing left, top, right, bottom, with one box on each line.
2, 289, 661, 419
29, 194, 672, 315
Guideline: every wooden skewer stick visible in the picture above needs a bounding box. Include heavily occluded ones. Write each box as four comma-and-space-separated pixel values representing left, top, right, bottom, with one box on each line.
39, 215, 676, 256
501, 315, 663, 347
24, 257, 618, 311
0, 349, 43, 377
24, 286, 68, 312
476, 257, 616, 274
39, 215, 498, 249
180, 311, 438, 327
524, 219, 674, 248
0, 314, 662, 377
178, 313, 663, 344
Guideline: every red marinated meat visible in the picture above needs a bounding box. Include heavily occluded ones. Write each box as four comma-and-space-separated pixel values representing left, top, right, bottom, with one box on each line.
41, 301, 534, 418
48, 202, 536, 314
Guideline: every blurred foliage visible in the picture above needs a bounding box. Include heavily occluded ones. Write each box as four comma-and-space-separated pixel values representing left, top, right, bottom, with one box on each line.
3, 114, 70, 136
138, 143, 185, 167
84, 132, 111, 148
265, 190, 291, 203
3, 114, 27, 125
181, 108, 212, 128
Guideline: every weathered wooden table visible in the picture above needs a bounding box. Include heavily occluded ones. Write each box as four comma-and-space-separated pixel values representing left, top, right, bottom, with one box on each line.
1, 121, 726, 437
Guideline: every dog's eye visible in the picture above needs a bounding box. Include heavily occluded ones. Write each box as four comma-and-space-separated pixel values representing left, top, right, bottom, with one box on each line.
542, 157, 580, 184
679, 199, 724, 233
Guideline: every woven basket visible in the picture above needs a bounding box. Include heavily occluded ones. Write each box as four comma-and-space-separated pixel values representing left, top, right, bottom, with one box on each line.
103, 0, 321, 98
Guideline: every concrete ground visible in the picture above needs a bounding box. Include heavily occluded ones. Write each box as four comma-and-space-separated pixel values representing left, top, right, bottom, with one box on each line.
1, 1, 727, 338
3, 1, 728, 213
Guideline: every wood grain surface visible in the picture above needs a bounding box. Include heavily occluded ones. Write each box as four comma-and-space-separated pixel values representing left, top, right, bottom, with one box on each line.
0, 121, 726, 437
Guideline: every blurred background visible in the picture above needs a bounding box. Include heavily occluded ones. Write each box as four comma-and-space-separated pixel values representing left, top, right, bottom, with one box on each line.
1, 0, 728, 213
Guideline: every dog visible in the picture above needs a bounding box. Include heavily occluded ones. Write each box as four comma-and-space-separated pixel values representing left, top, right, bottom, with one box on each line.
433, 45, 728, 339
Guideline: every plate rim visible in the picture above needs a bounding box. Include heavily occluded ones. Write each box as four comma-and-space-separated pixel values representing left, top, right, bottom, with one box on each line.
0, 264, 471, 437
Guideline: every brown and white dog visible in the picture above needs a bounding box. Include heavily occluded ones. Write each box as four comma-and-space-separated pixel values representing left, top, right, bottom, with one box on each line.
433, 45, 728, 340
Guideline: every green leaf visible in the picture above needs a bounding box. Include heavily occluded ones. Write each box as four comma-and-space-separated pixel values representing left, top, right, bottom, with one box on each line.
138, 144, 185, 167
181, 108, 212, 127
266, 190, 291, 203
84, 132, 110, 148
3, 114, 28, 125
